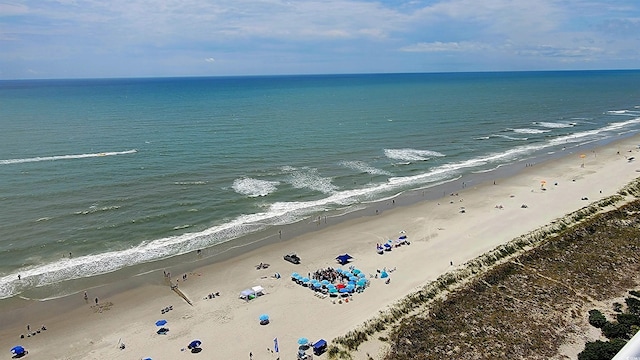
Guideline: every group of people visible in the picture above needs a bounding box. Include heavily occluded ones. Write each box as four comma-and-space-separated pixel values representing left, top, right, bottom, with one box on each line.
20, 324, 47, 339
310, 267, 343, 283
204, 291, 221, 300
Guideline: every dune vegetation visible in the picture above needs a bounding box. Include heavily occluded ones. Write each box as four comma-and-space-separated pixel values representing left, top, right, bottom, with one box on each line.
327, 178, 640, 359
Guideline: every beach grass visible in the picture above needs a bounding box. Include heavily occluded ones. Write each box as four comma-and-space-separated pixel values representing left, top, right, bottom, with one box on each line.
328, 178, 640, 359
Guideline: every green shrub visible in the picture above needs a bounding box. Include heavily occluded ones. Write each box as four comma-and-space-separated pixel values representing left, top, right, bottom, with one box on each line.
588, 309, 607, 329
627, 297, 640, 315
578, 339, 627, 360
617, 313, 640, 327
602, 322, 631, 340
629, 290, 640, 298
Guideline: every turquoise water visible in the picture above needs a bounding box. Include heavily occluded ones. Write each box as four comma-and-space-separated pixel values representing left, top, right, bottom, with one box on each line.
1, 71, 639, 299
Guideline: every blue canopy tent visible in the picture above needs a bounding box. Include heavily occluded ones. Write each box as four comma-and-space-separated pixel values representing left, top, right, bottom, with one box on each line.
313, 339, 328, 355
335, 254, 353, 265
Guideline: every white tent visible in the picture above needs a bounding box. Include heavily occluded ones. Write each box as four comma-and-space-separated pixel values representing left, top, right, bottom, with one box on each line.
239, 286, 265, 300
239, 289, 254, 299
251, 286, 265, 295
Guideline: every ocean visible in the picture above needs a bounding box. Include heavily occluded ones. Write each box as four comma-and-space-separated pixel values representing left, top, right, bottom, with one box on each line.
1, 71, 639, 301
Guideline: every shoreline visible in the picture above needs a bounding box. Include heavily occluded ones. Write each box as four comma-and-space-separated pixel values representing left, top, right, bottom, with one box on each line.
2, 133, 623, 305
1, 133, 640, 359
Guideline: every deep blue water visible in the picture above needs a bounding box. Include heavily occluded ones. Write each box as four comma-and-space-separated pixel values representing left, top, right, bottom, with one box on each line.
1, 71, 639, 299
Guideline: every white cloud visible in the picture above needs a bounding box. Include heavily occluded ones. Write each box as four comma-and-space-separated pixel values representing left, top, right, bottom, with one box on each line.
2, 0, 640, 78
0, 2, 29, 15
400, 41, 490, 53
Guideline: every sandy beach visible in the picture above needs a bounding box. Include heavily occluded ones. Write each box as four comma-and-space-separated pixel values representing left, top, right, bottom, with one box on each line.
2, 135, 640, 360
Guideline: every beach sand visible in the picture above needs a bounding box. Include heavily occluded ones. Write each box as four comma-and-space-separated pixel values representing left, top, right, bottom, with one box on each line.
2, 136, 640, 360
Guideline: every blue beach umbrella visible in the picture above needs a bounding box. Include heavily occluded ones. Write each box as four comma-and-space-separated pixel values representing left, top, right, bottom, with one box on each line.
259, 314, 269, 322
302, 277, 310, 283
357, 279, 367, 287
328, 287, 338, 294
298, 337, 309, 346
188, 340, 202, 349
155, 319, 167, 327
291, 272, 299, 278
339, 288, 350, 293
349, 276, 358, 281
335, 268, 343, 274
11, 345, 25, 355
358, 272, 366, 278
321, 279, 330, 285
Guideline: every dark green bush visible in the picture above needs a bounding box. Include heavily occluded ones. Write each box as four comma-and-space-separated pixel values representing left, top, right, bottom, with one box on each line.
588, 309, 607, 329
617, 313, 640, 327
629, 290, 640, 298
578, 339, 627, 360
602, 322, 631, 340
627, 297, 640, 315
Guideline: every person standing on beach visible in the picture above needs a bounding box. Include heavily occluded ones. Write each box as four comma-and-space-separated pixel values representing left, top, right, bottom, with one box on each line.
95, 297, 98, 304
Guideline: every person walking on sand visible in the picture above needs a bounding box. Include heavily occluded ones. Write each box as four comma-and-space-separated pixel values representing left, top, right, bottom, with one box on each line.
250, 352, 253, 359
95, 297, 99, 305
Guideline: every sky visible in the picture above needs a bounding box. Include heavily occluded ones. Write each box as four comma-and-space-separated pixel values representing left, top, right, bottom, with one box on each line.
1, 0, 639, 79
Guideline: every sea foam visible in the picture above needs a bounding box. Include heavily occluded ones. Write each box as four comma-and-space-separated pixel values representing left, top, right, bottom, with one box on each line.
384, 148, 445, 162
232, 177, 280, 197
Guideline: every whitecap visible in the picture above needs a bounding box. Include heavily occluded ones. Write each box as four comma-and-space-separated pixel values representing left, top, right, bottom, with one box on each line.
384, 148, 445, 162
338, 160, 392, 176
0, 149, 137, 165
232, 177, 280, 197
511, 128, 550, 134
493, 134, 528, 141
281, 167, 337, 194
533, 122, 574, 129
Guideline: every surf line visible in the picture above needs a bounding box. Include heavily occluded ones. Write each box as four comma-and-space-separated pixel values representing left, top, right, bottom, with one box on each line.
0, 149, 137, 165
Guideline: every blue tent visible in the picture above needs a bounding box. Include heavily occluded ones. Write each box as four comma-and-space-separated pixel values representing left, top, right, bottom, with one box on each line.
335, 254, 353, 265
313, 339, 328, 355
380, 271, 389, 278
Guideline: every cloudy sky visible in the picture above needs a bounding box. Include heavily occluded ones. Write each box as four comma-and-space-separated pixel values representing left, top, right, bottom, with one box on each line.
1, 0, 639, 79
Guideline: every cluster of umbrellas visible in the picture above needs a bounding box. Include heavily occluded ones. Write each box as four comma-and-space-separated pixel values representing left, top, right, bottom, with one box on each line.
155, 319, 169, 335
291, 268, 368, 296
377, 232, 409, 253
